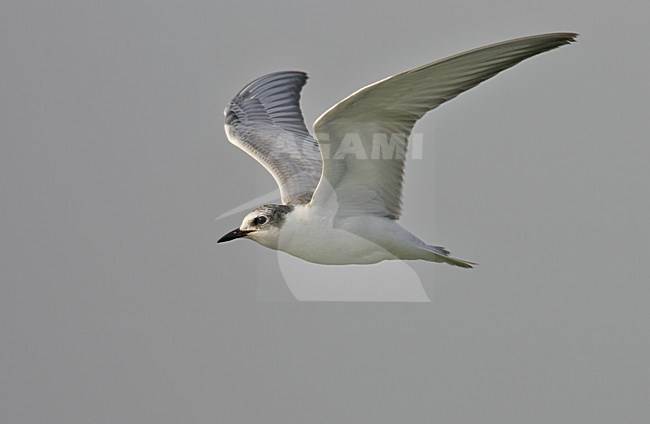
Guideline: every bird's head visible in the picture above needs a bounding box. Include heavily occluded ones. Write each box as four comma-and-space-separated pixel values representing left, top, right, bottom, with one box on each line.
218, 204, 293, 249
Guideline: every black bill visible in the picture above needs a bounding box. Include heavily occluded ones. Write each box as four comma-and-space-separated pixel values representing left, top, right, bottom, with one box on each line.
218, 228, 253, 243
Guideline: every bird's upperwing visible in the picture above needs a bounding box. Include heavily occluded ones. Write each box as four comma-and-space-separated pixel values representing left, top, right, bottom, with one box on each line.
225, 71, 322, 205
310, 32, 577, 219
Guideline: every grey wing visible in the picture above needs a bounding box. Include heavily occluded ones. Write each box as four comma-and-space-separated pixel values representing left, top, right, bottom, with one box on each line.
225, 71, 322, 205
311, 32, 577, 219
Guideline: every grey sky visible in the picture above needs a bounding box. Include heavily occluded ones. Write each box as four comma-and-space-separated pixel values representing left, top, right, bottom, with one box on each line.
1, 1, 649, 423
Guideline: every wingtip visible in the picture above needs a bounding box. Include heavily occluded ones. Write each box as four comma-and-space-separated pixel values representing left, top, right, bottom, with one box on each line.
549, 32, 579, 45
233, 71, 310, 100
562, 32, 579, 43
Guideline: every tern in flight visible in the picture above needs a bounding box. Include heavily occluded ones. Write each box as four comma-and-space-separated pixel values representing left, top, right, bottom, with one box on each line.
218, 33, 577, 267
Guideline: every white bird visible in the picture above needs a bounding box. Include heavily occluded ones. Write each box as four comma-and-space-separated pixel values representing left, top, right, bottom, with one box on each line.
218, 33, 577, 268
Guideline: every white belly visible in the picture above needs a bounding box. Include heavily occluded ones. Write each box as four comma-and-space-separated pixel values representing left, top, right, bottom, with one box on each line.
281, 225, 394, 265
272, 208, 410, 265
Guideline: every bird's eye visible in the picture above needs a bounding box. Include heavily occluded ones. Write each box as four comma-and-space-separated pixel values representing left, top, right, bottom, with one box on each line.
254, 216, 267, 225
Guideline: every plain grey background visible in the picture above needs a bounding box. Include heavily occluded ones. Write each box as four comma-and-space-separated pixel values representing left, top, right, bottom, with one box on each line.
2, 0, 649, 423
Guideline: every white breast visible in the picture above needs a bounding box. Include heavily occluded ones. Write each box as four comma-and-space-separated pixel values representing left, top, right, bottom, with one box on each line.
278, 206, 430, 265
276, 205, 398, 265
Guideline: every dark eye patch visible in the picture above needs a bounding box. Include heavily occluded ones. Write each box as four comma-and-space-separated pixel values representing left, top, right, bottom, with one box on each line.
254, 216, 267, 225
